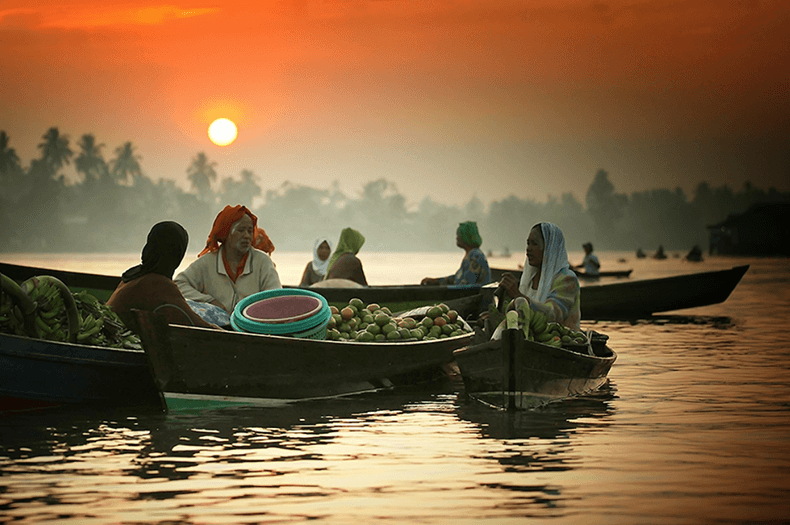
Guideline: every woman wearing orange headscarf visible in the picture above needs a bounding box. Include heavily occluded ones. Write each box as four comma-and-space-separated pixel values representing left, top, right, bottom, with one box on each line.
175, 205, 281, 314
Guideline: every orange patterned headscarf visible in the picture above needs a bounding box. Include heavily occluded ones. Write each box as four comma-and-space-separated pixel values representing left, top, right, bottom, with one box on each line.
198, 205, 275, 257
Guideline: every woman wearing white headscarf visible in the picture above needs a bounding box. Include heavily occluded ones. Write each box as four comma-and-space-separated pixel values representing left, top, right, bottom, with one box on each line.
498, 222, 581, 330
299, 238, 334, 286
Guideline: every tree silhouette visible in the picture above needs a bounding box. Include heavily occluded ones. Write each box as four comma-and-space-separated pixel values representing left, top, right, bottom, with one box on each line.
585, 169, 627, 247
37, 127, 73, 176
75, 134, 108, 185
0, 131, 21, 176
187, 152, 217, 202
220, 169, 261, 207
111, 142, 143, 185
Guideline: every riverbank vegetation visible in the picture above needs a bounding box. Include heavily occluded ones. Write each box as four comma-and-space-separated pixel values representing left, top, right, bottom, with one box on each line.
2, 128, 788, 254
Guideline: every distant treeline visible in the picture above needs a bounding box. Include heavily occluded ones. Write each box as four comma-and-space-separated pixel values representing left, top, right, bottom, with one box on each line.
2, 128, 789, 254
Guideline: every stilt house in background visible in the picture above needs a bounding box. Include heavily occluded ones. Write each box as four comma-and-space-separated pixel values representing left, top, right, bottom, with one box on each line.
707, 203, 790, 256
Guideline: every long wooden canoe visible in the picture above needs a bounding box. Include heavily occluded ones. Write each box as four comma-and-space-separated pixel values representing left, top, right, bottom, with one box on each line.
133, 309, 474, 408
0, 332, 164, 413
0, 261, 749, 320
453, 327, 616, 410
488, 264, 748, 318
0, 262, 492, 322
580, 264, 749, 318
490, 266, 632, 281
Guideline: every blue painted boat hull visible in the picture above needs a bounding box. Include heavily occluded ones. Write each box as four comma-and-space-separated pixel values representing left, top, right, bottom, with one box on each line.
0, 333, 164, 413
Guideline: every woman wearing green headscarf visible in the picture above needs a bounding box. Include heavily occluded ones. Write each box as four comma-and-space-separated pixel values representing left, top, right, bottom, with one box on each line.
324, 227, 368, 286
421, 221, 492, 286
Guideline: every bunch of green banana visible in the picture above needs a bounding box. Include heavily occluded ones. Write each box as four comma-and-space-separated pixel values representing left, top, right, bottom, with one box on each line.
0, 285, 25, 336
73, 290, 142, 349
505, 299, 589, 350
18, 275, 79, 342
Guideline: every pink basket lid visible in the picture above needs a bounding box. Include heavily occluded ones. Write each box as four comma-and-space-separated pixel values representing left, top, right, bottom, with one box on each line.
242, 295, 324, 324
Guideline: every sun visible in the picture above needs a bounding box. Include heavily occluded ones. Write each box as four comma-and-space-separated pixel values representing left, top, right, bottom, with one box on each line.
208, 118, 238, 146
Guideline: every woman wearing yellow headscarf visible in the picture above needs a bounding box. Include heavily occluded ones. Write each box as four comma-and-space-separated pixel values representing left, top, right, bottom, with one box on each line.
324, 228, 368, 286
421, 221, 492, 286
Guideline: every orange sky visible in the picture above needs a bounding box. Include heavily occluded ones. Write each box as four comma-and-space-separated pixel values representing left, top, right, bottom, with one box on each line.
1, 0, 788, 207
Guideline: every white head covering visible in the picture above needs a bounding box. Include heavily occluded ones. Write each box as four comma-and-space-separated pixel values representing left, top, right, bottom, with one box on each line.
519, 223, 570, 302
311, 237, 333, 277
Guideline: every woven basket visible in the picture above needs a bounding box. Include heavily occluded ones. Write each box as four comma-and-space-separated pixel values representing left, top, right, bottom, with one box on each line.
231, 289, 331, 339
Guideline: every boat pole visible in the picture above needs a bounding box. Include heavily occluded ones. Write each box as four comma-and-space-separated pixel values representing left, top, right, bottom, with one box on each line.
503, 310, 519, 410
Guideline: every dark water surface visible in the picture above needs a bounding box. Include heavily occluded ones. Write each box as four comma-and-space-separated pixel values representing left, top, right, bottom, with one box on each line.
1, 255, 789, 524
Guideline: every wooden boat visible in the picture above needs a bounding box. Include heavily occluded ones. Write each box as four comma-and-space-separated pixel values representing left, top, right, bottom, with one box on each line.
453, 327, 617, 410
581, 264, 749, 318
490, 266, 632, 281
0, 262, 491, 318
573, 268, 633, 280
488, 264, 748, 318
0, 332, 164, 414
0, 262, 749, 320
133, 309, 474, 409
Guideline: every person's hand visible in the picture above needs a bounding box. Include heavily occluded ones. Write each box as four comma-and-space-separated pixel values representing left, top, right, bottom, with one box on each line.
210, 298, 227, 312
499, 272, 522, 299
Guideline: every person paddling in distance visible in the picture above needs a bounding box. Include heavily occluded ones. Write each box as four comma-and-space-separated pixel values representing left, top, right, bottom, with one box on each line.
497, 222, 581, 331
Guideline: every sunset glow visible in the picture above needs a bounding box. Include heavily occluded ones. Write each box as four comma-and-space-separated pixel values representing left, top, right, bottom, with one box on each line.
0, 0, 787, 205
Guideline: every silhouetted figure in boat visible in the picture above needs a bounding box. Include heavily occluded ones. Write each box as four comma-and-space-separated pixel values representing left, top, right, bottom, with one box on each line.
636, 248, 646, 258
686, 245, 703, 262
653, 245, 667, 260
574, 242, 600, 276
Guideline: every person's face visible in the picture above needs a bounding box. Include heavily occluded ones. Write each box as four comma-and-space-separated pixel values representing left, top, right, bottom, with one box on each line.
584, 245, 591, 254
526, 226, 544, 268
227, 214, 254, 255
317, 241, 331, 261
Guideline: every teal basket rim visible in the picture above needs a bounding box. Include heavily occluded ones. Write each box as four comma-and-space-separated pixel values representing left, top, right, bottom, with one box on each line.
232, 288, 331, 335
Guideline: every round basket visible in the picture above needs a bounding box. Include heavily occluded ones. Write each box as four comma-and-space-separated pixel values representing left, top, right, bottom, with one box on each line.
231, 289, 331, 339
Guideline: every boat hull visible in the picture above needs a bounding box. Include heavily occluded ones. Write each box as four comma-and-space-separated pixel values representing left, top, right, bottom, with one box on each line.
134, 309, 474, 406
491, 265, 748, 318
453, 329, 616, 409
581, 264, 749, 318
0, 333, 164, 413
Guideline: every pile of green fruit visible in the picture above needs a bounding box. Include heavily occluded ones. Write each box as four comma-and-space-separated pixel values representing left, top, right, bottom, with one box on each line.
0, 273, 141, 349
325, 298, 473, 342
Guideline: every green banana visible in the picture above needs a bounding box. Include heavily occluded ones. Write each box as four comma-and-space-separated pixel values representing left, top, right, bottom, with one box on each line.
77, 324, 102, 341
40, 306, 61, 320
536, 330, 555, 342
35, 315, 52, 335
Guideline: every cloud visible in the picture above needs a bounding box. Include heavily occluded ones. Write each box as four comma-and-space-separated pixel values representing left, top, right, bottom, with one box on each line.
1, 4, 219, 29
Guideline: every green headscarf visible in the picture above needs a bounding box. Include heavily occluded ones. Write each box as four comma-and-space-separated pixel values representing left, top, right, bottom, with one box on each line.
458, 221, 482, 248
326, 227, 366, 275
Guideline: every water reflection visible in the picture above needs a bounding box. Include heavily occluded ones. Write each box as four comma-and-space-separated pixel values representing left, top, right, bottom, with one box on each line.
454, 384, 617, 508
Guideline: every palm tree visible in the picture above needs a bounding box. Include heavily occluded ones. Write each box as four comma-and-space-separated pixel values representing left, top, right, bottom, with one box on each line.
187, 152, 217, 202
110, 142, 143, 185
0, 131, 21, 175
37, 127, 73, 174
75, 134, 109, 185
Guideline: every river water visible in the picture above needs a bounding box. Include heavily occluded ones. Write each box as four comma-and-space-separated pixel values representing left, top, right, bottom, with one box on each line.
1, 251, 789, 524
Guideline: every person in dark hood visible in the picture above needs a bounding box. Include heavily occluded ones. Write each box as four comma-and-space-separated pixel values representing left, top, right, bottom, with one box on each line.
107, 221, 219, 332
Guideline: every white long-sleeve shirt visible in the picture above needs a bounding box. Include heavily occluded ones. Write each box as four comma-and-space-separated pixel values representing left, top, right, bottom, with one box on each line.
175, 247, 281, 313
